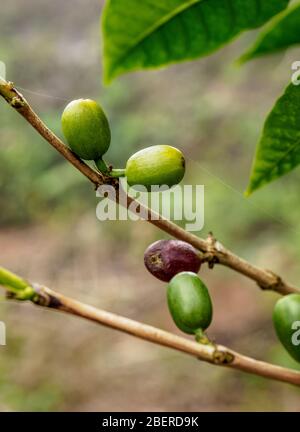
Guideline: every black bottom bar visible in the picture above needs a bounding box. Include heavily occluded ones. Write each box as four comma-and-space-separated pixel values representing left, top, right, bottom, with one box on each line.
0, 412, 298, 430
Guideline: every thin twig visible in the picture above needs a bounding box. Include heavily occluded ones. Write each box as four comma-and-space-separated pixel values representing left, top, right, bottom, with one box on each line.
0, 77, 299, 297
0, 78, 105, 186
1, 266, 300, 387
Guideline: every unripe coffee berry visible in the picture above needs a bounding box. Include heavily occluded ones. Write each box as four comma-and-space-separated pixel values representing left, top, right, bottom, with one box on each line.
167, 272, 213, 335
273, 294, 300, 363
61, 99, 111, 160
125, 145, 185, 190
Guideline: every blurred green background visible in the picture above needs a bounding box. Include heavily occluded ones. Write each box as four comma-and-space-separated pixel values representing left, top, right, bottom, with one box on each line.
1, 0, 300, 412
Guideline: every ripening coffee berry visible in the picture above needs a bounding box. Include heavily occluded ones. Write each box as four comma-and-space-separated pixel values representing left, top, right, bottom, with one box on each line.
144, 240, 201, 282
167, 272, 213, 335
125, 145, 185, 190
61, 99, 111, 160
273, 294, 300, 363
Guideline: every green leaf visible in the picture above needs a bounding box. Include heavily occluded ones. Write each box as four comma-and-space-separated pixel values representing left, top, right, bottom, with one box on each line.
102, 0, 290, 83
246, 83, 300, 195
240, 2, 300, 62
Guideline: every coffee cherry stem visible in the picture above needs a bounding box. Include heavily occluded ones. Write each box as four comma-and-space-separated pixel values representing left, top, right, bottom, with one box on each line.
94, 157, 110, 175
109, 168, 126, 178
195, 328, 213, 346
95, 158, 126, 178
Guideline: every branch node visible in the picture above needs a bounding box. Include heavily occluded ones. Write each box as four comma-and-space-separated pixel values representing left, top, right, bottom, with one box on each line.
258, 270, 283, 292
212, 347, 235, 365
10, 95, 25, 109
31, 283, 63, 308
202, 232, 220, 268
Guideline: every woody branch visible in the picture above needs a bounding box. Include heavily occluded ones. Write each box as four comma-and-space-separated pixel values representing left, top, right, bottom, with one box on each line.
0, 266, 300, 387
0, 77, 298, 296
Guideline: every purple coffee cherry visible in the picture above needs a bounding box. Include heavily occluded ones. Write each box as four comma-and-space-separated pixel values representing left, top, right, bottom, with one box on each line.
144, 240, 201, 282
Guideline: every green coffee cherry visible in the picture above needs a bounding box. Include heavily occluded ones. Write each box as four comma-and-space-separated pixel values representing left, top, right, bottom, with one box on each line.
125, 145, 185, 190
273, 294, 300, 363
61, 99, 111, 160
167, 272, 213, 336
